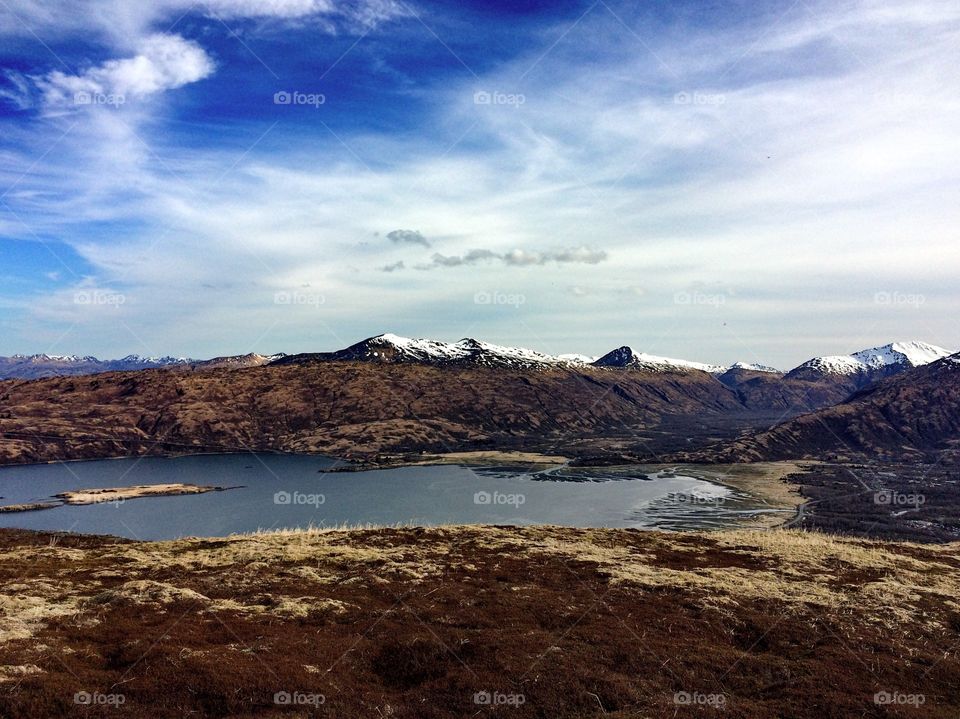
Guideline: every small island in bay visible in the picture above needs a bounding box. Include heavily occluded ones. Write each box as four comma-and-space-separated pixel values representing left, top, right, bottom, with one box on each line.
0, 501, 62, 513
56, 483, 223, 505
0, 483, 229, 513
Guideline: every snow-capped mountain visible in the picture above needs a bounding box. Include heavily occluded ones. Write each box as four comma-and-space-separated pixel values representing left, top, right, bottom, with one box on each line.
851, 341, 951, 369
787, 341, 951, 379
110, 355, 191, 368
592, 346, 728, 374
0, 354, 196, 380
0, 352, 297, 380
4, 336, 951, 385
704, 350, 960, 465
277, 334, 768, 374
275, 333, 570, 370
727, 361, 780, 373
10, 353, 99, 363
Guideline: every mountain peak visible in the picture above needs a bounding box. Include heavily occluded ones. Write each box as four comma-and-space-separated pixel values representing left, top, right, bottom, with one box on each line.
593, 346, 637, 367
330, 334, 565, 369
592, 346, 726, 374
792, 340, 951, 377
852, 341, 950, 368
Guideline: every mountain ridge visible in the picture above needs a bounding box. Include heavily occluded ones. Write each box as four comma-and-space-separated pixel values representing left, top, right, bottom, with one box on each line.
0, 340, 956, 467
681, 352, 960, 464
0, 334, 952, 389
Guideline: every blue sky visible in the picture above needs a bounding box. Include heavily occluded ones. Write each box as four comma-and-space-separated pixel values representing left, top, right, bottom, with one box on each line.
1, 0, 958, 368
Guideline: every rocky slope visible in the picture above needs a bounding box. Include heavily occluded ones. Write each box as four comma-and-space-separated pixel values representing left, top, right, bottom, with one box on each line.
0, 360, 745, 465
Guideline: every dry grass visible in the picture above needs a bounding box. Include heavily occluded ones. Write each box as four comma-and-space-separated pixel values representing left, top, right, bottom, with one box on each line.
23, 524, 950, 629
2, 525, 960, 718
0, 581, 85, 643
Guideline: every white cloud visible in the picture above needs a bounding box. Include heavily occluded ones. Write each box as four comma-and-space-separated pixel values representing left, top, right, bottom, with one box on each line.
3, 0, 960, 365
0, 0, 407, 43
34, 34, 214, 106
203, 0, 335, 19
202, 0, 409, 26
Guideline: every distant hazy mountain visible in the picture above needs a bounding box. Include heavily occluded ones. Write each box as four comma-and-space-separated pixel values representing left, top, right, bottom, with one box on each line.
0, 354, 191, 380
188, 353, 286, 370
0, 352, 285, 380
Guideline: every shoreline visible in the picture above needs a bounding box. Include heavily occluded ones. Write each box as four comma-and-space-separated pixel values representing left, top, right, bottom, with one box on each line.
678, 461, 812, 530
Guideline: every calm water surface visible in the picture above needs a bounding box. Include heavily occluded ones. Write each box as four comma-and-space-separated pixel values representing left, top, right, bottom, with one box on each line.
0, 454, 782, 539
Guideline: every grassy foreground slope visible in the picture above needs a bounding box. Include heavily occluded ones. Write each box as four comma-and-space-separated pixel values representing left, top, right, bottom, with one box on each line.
1, 526, 959, 718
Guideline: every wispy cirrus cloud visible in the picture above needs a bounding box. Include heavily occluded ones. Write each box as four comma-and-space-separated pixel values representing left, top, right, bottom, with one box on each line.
0, 0, 408, 41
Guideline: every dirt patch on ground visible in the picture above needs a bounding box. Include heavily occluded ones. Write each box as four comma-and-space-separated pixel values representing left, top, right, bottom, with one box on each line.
0, 525, 958, 718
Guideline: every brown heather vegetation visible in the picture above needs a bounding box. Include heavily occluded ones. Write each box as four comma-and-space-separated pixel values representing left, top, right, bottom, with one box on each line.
3, 354, 957, 471
689, 357, 960, 465
0, 362, 752, 466
1, 525, 959, 718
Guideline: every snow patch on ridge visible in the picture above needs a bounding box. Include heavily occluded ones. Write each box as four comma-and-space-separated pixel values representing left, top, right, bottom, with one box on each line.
592, 346, 727, 373
372, 336, 782, 374
851, 341, 951, 368
365, 334, 566, 368
728, 362, 780, 373
557, 353, 598, 364
792, 341, 951, 376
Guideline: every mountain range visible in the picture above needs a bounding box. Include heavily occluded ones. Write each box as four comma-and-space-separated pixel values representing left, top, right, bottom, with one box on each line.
0, 352, 285, 380
1, 335, 949, 381
0, 333, 955, 467
273, 334, 951, 378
